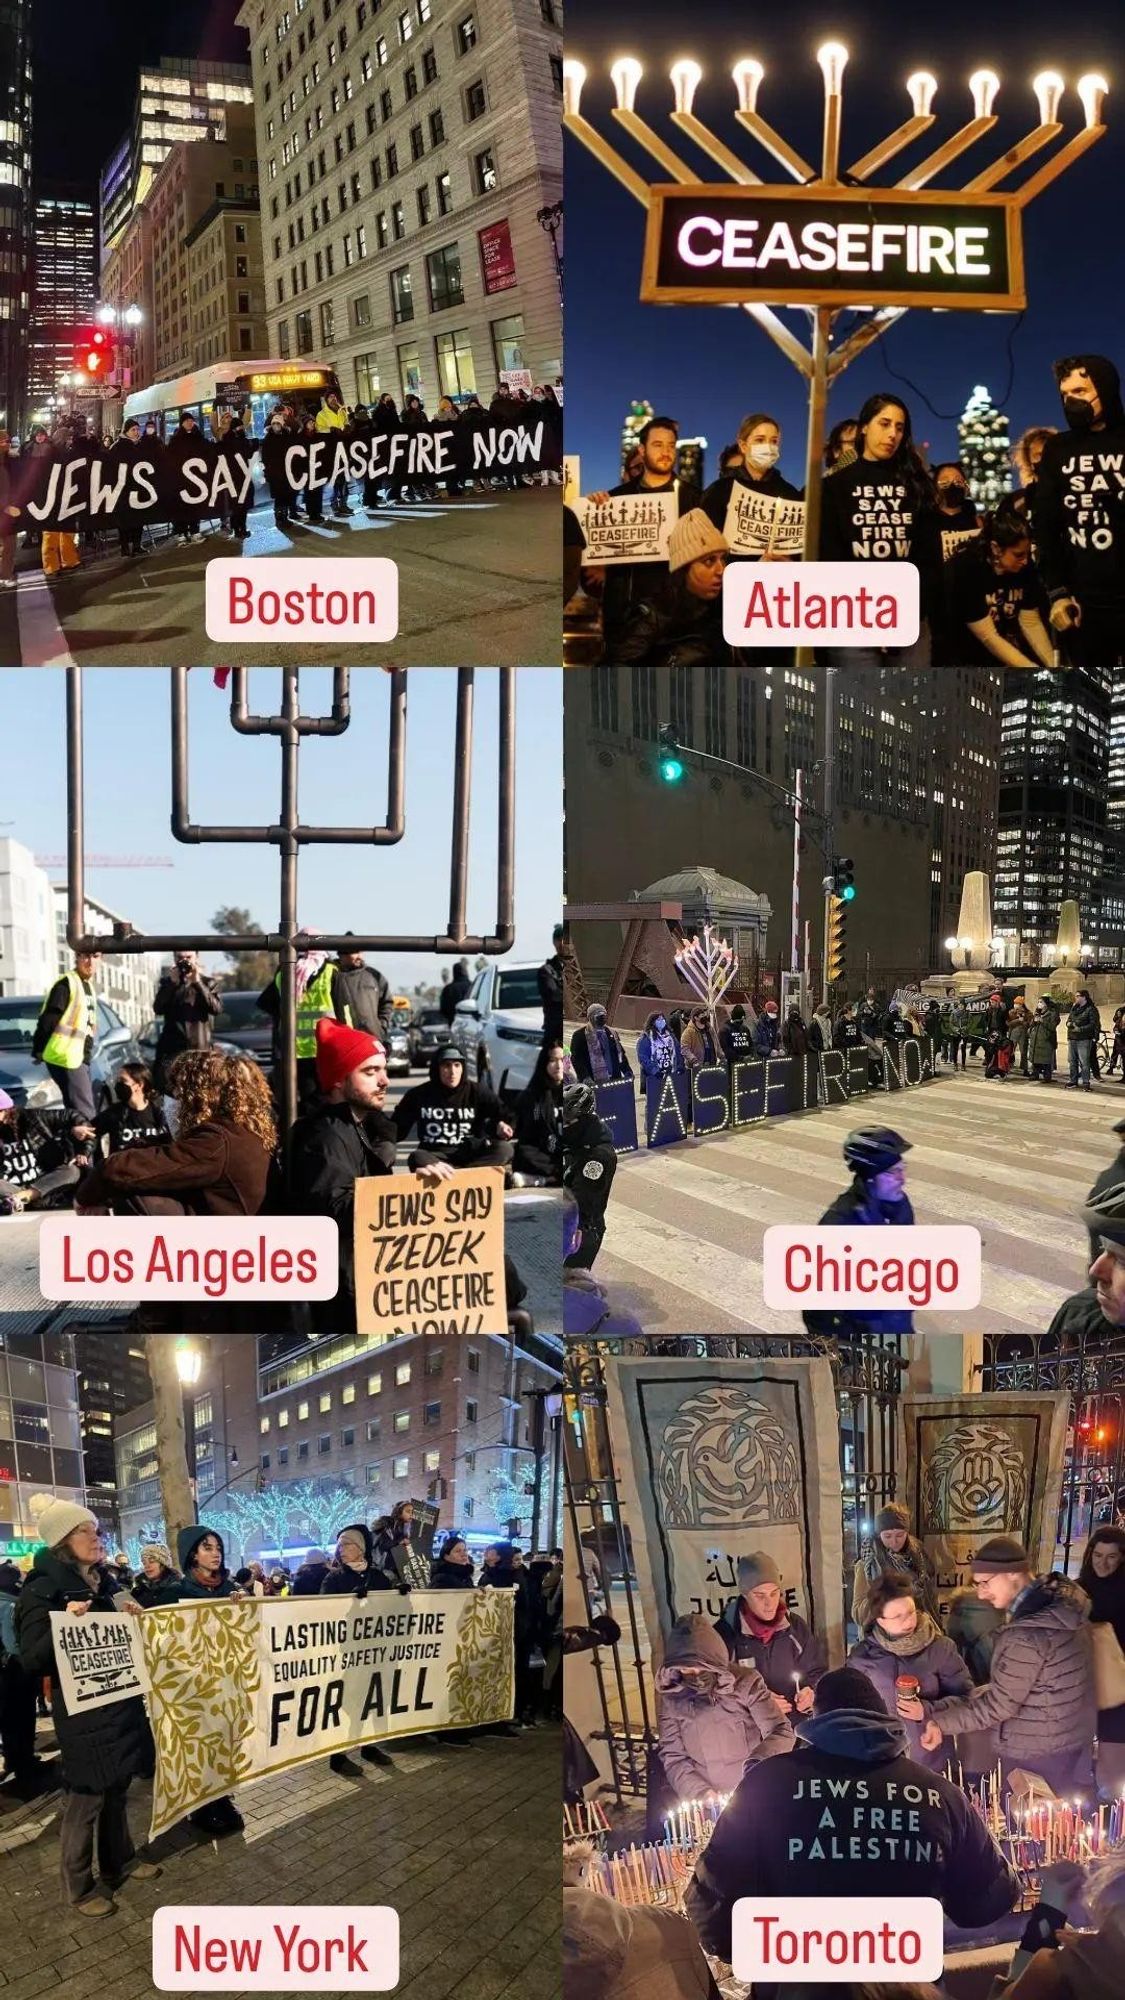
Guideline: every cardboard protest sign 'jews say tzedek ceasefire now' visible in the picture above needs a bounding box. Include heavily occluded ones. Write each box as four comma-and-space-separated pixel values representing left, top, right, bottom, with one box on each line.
353, 1167, 506, 1339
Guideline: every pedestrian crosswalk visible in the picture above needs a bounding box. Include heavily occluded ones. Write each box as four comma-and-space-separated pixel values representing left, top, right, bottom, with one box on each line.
596, 1069, 1117, 1340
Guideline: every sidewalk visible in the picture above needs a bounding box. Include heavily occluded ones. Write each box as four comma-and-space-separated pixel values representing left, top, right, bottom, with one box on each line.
0, 1722, 560, 2000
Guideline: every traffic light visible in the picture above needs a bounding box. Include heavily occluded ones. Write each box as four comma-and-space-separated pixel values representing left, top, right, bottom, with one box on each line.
76, 327, 109, 377
833, 856, 856, 902
658, 723, 685, 785
825, 894, 847, 985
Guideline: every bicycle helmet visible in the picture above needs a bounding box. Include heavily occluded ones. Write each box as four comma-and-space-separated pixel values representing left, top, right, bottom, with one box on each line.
842, 1127, 912, 1177
562, 1079, 598, 1126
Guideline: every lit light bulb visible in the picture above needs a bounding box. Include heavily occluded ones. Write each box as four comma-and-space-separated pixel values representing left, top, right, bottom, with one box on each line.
96, 302, 115, 324
670, 58, 702, 117
732, 57, 765, 115
1077, 73, 1109, 129
970, 69, 1000, 118
609, 55, 643, 113
944, 937, 959, 951
124, 303, 143, 327
816, 42, 849, 95
561, 59, 586, 118
907, 71, 938, 117
959, 936, 974, 951
1033, 70, 1065, 125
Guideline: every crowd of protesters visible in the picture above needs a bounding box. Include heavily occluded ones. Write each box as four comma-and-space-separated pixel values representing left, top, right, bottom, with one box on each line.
0, 379, 562, 579
566, 351, 1125, 676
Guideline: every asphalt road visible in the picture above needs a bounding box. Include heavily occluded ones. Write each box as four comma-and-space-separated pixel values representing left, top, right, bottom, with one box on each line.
0, 487, 560, 668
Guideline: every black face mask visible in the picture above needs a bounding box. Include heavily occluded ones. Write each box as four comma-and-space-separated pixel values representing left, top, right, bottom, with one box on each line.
114, 1079, 134, 1104
1064, 396, 1098, 431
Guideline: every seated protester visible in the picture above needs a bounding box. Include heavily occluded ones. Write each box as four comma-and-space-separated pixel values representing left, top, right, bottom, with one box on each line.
430, 1535, 476, 1589
615, 511, 730, 669
714, 1553, 824, 1714
569, 1003, 632, 1084
848, 1575, 972, 1768
92, 1064, 170, 1156
562, 1080, 617, 1272
685, 1668, 1020, 1970
393, 1044, 515, 1173
291, 1550, 332, 1597
130, 1542, 182, 1608
290, 1019, 399, 1306
656, 1613, 794, 1802
74, 1050, 275, 1217
320, 1525, 394, 1773
0, 1088, 83, 1211
719, 1003, 755, 1064
512, 1040, 566, 1183
700, 411, 803, 558
679, 1010, 719, 1068
637, 1010, 683, 1084
174, 1525, 246, 1834
943, 505, 1055, 671
852, 1501, 941, 1628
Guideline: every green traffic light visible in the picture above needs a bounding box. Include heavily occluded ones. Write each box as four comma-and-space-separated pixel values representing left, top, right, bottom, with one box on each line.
660, 756, 685, 784
841, 884, 856, 901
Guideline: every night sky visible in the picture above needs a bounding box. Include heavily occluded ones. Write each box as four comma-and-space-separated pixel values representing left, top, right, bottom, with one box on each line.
33, 1, 247, 193
566, 0, 1125, 490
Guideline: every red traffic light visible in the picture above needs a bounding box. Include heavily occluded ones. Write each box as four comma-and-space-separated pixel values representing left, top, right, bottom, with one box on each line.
84, 350, 105, 374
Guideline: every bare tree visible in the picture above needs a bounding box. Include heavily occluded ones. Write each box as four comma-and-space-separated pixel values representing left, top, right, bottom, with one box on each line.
145, 1336, 196, 1551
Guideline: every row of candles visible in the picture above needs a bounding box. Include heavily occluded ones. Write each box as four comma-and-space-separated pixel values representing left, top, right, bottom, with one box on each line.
951, 1764, 1125, 1870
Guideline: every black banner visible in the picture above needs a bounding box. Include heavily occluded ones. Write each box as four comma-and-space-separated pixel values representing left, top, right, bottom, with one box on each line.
593, 1079, 640, 1155
641, 1044, 936, 1150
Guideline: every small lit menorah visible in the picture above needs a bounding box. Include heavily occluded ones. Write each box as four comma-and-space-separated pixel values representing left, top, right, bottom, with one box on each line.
673, 926, 739, 1018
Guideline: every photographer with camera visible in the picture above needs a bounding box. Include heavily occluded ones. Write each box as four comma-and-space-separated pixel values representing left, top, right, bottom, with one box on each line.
152, 950, 222, 1092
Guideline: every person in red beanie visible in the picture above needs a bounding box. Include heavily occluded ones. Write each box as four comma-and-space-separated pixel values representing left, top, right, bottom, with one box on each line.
289, 1019, 446, 1321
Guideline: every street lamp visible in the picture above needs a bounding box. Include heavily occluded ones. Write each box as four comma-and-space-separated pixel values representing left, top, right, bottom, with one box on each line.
175, 1338, 201, 1484
536, 199, 563, 299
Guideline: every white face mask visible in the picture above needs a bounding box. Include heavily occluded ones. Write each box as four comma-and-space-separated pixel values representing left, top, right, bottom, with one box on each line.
748, 442, 780, 468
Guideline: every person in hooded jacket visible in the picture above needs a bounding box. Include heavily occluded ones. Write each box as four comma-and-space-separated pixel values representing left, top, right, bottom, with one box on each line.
431, 1535, 476, 1588
393, 1044, 514, 1172
1034, 354, 1125, 669
656, 1613, 794, 1801
562, 1079, 617, 1271
680, 1010, 719, 1068
319, 1525, 395, 1773
713, 1553, 824, 1714
172, 1524, 247, 1833
262, 411, 300, 529
109, 419, 148, 557
130, 1542, 182, 1608
291, 1549, 332, 1596
719, 1004, 755, 1064
804, 1131, 916, 1342
685, 1667, 1019, 1980
563, 1870, 720, 2000
907, 1535, 1097, 1800
15, 1500, 160, 1912
819, 392, 943, 668
754, 999, 780, 1056
1077, 1527, 1125, 1769
848, 1575, 971, 1769
216, 412, 254, 538
852, 1502, 941, 1627
570, 1003, 632, 1084
782, 1006, 810, 1059
512, 1040, 565, 1183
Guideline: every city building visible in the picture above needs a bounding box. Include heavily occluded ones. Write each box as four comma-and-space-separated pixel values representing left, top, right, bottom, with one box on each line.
51, 886, 165, 1032
0, 837, 58, 995
76, 1333, 151, 1539
896, 668, 1003, 967
994, 664, 1112, 964
0, 1328, 86, 1553
957, 384, 1012, 511
185, 193, 269, 370
0, 0, 33, 434
99, 57, 255, 263
26, 188, 97, 420
98, 207, 155, 389
116, 1335, 260, 1556
234, 0, 563, 409
144, 111, 262, 381
565, 665, 934, 1000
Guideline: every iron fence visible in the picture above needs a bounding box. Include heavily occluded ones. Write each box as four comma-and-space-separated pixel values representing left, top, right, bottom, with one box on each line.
980, 1327, 1125, 1572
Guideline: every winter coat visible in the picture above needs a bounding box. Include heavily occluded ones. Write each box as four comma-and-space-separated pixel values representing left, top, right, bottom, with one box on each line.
153, 966, 222, 1064
563, 1889, 717, 2000
713, 1598, 825, 1699
292, 1560, 332, 1596
945, 1588, 1004, 1684
754, 1013, 780, 1056
1028, 1011, 1059, 1068
320, 1562, 394, 1597
430, 1558, 476, 1589
439, 972, 471, 1025
570, 1024, 632, 1083
929, 1574, 1096, 1756
679, 1022, 718, 1068
131, 1566, 182, 1608
164, 424, 210, 520
513, 1085, 563, 1181
804, 1181, 917, 1340
637, 1029, 683, 1079
175, 1525, 237, 1598
290, 1099, 397, 1294
615, 587, 730, 671
782, 1015, 809, 1058
852, 1533, 941, 1626
15, 1550, 152, 1793
76, 1119, 271, 1217
1068, 998, 1100, 1043
848, 1618, 972, 1764
656, 1661, 794, 1798
333, 961, 392, 1039
684, 1707, 1020, 1965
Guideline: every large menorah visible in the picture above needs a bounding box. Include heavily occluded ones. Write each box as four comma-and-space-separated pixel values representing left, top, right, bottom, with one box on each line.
64, 667, 515, 1141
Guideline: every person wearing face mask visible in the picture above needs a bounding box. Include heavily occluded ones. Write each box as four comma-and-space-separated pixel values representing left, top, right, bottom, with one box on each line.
1035, 355, 1125, 667
943, 505, 1055, 670
819, 392, 943, 668
701, 411, 802, 561
615, 510, 731, 668
637, 1010, 683, 1084
92, 1063, 169, 1156
719, 1003, 755, 1063
802, 1130, 916, 1342
680, 1010, 719, 1068
932, 461, 979, 535
583, 415, 701, 651
754, 998, 780, 1056
570, 1002, 632, 1084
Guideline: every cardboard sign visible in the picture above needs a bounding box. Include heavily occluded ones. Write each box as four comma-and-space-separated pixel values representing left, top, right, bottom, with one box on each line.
499, 366, 533, 393
723, 485, 806, 557
354, 1167, 506, 1339
51, 1608, 151, 1714
578, 490, 678, 565
391, 1500, 440, 1588
593, 1078, 639, 1154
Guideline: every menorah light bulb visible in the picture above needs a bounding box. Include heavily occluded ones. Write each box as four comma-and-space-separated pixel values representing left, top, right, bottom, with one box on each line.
1077, 72, 1109, 128
1033, 70, 1065, 124
970, 69, 1000, 118
610, 55, 643, 113
670, 58, 702, 117
906, 71, 938, 117
732, 57, 765, 115
562, 59, 586, 118
959, 936, 974, 951
816, 42, 849, 95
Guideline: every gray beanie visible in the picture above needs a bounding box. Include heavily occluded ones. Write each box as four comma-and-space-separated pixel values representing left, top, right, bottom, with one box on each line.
737, 1551, 782, 1590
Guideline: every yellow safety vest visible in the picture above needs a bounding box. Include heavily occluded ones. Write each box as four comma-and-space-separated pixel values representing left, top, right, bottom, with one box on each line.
281, 963, 351, 1059
40, 972, 96, 1070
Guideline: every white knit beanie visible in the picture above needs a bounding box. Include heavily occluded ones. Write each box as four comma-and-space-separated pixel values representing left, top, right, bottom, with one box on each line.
667, 507, 729, 574
30, 1495, 98, 1550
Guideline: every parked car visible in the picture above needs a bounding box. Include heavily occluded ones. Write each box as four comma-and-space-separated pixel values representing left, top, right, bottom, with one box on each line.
137, 987, 271, 1072
409, 1007, 448, 1069
452, 962, 545, 1100
385, 1024, 411, 1076
0, 993, 141, 1115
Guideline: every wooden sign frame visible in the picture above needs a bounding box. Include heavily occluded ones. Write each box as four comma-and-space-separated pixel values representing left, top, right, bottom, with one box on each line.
641, 182, 1026, 312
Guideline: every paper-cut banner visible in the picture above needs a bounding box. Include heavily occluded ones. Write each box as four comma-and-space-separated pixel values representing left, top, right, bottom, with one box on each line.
577, 490, 679, 565
51, 1608, 151, 1714
353, 1166, 506, 1338
941, 527, 981, 561
723, 487, 806, 558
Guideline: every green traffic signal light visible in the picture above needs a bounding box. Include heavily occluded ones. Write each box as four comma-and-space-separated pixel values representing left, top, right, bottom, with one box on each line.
660, 754, 685, 784
840, 883, 856, 902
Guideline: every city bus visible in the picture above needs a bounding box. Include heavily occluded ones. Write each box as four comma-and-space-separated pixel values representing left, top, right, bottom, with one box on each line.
121, 359, 342, 439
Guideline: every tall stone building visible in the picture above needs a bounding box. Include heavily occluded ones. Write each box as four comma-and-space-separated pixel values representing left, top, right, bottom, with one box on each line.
234, 0, 563, 408
995, 663, 1112, 963
891, 666, 1003, 967
99, 57, 255, 262
27, 189, 97, 419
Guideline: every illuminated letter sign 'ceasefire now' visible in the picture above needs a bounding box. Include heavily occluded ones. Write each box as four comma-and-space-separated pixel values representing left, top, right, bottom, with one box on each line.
643, 188, 1024, 310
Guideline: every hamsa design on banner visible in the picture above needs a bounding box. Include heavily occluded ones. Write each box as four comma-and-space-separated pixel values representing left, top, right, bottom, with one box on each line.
919, 1419, 1030, 1536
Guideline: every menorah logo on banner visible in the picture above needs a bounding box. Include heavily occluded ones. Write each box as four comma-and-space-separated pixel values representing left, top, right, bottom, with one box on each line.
593, 1037, 943, 1156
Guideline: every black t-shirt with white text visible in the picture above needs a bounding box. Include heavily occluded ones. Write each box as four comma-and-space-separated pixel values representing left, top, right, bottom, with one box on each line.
0, 1117, 71, 1187
94, 1099, 171, 1155
945, 546, 1047, 665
